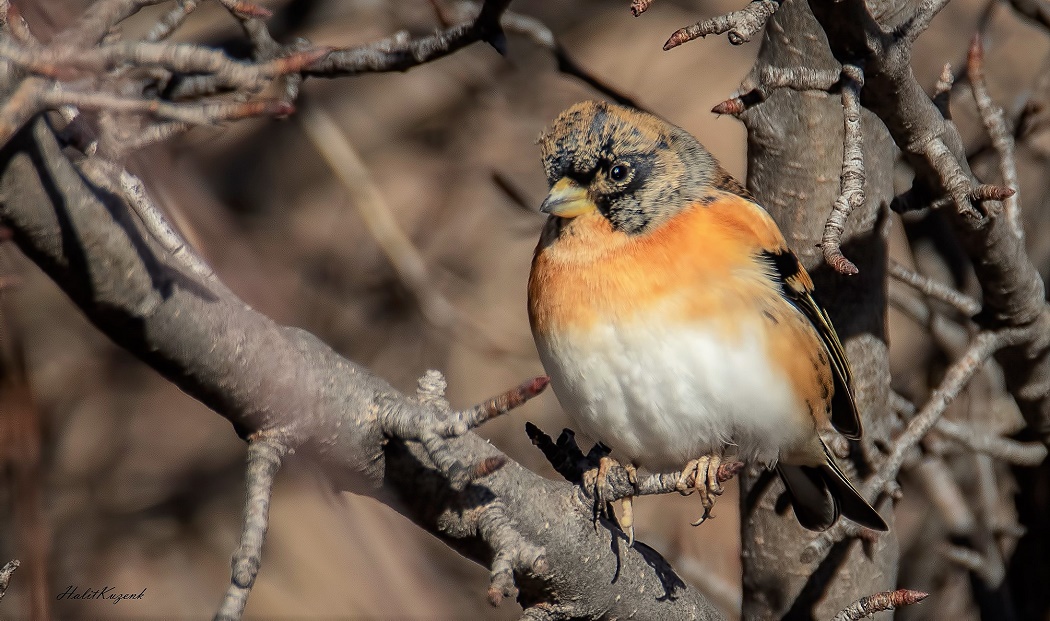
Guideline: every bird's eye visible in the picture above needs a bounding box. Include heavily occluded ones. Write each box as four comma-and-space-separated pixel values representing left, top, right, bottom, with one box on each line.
609, 163, 630, 182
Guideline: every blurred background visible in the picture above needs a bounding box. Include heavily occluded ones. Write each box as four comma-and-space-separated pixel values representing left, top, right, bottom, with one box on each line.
1, 0, 1048, 618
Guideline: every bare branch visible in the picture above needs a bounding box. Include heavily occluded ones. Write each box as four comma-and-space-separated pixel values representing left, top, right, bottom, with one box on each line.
933, 62, 953, 118
216, 436, 287, 621
0, 40, 329, 91
901, 0, 952, 43
37, 87, 293, 126
305, 0, 511, 77
664, 0, 782, 49
831, 589, 928, 621
809, 2, 1050, 446
77, 157, 217, 281
888, 260, 982, 316
968, 35, 1022, 240
4, 2, 36, 45
494, 5, 643, 109
822, 63, 865, 275
913, 457, 977, 536
298, 104, 458, 329
144, 0, 200, 42
923, 135, 994, 221
480, 500, 548, 606
973, 454, 1007, 586
943, 543, 986, 572
50, 0, 171, 47
0, 560, 19, 602
935, 418, 1048, 466
713, 66, 840, 115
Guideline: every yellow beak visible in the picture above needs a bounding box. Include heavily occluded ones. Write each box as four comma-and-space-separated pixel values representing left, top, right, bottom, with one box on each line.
540, 178, 596, 218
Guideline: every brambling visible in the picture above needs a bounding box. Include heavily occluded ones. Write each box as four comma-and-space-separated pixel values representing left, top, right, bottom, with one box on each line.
528, 101, 887, 542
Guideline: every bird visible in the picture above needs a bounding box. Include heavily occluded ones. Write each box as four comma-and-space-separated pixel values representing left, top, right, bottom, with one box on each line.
527, 100, 887, 542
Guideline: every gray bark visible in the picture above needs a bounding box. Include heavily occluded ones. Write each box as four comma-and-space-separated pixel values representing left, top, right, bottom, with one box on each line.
739, 0, 900, 617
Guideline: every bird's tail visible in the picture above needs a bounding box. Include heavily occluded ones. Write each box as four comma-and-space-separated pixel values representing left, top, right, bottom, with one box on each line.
777, 442, 888, 532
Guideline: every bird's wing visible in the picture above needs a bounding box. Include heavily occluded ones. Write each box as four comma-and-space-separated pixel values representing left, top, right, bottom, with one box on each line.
759, 247, 862, 440
696, 187, 862, 439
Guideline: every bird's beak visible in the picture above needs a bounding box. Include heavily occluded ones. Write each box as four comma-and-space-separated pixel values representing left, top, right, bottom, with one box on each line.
540, 178, 596, 218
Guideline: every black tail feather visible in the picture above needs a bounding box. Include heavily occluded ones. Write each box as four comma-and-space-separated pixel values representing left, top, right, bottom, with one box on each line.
778, 464, 838, 531
777, 443, 888, 532
820, 443, 888, 531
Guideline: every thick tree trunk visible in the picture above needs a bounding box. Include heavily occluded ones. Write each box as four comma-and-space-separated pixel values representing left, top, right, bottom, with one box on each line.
738, 0, 900, 617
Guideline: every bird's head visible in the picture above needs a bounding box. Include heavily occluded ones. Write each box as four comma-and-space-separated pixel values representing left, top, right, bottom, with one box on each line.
537, 100, 721, 235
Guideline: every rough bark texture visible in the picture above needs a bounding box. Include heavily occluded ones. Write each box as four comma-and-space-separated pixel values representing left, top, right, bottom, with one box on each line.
738, 0, 900, 617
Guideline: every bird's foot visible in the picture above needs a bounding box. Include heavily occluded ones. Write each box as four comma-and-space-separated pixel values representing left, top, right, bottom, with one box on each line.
582, 457, 638, 545
676, 453, 725, 526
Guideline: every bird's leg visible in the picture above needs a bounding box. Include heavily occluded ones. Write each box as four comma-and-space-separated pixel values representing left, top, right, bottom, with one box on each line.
675, 452, 725, 526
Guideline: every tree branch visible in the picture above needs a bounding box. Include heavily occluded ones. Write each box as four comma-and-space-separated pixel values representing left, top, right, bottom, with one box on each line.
663, 0, 783, 49
0, 560, 18, 602
0, 114, 724, 620
831, 589, 928, 620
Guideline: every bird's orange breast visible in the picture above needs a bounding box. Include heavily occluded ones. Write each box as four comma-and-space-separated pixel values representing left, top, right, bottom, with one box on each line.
528, 195, 782, 337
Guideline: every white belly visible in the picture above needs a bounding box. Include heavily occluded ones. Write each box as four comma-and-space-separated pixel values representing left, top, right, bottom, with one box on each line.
536, 319, 810, 471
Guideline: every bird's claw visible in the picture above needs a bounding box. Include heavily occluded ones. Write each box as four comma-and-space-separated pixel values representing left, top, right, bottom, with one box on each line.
583, 457, 638, 545
676, 453, 724, 526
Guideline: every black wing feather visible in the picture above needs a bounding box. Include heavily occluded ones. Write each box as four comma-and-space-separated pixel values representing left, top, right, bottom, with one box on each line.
760, 250, 862, 440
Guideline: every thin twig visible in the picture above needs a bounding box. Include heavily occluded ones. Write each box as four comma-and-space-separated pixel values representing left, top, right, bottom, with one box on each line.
888, 260, 982, 316
713, 66, 840, 115
664, 0, 783, 49
902, 0, 952, 43
76, 157, 217, 283
913, 457, 977, 535
822, 63, 864, 275
943, 543, 986, 571
480, 500, 548, 607
0, 560, 19, 602
935, 418, 1047, 465
145, 0, 200, 42
305, 0, 512, 77
972, 453, 1007, 586
216, 436, 288, 621
38, 87, 293, 125
51, 0, 170, 47
924, 136, 994, 221
297, 104, 458, 329
381, 371, 548, 492
831, 589, 928, 621
118, 167, 217, 281
0, 40, 329, 91
968, 35, 1022, 240
933, 62, 953, 118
